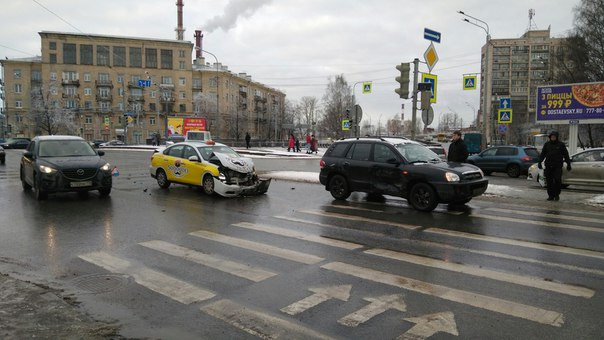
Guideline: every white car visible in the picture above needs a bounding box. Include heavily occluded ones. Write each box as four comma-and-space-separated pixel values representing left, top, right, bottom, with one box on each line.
527, 147, 604, 188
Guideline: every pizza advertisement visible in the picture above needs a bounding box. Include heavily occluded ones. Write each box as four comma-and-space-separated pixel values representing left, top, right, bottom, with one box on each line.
536, 82, 604, 124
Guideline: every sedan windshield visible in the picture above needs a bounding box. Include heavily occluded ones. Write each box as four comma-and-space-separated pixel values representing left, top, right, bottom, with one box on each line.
395, 143, 441, 163
38, 140, 97, 157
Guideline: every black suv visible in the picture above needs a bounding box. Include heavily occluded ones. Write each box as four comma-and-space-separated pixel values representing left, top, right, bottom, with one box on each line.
319, 137, 488, 212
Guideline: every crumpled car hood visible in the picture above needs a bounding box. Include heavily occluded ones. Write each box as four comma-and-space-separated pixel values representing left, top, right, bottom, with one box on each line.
213, 153, 255, 173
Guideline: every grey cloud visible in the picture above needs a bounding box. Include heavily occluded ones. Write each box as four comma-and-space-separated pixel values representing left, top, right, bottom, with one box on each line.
204, 0, 272, 32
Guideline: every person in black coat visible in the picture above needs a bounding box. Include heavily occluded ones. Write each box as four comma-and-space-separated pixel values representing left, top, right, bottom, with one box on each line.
447, 130, 469, 162
538, 131, 571, 201
245, 132, 251, 149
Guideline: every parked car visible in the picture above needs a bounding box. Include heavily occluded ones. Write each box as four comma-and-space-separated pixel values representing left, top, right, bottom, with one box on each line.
165, 134, 185, 146
90, 140, 106, 148
466, 145, 539, 178
100, 140, 124, 147
0, 146, 5, 164
319, 137, 488, 212
426, 144, 447, 161
150, 140, 271, 197
527, 147, 604, 188
1, 138, 31, 149
20, 135, 112, 200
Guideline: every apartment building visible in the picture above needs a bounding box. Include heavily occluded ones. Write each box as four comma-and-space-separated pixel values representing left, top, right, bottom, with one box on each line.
0, 31, 285, 144
481, 28, 563, 144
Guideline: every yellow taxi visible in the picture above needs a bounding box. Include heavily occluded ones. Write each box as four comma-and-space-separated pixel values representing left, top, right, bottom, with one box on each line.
149, 141, 270, 197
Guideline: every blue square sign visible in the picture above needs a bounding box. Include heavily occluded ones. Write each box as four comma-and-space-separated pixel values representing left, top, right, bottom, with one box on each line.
499, 97, 511, 109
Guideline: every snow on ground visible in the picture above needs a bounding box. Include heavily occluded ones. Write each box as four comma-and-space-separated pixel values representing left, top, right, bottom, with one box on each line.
586, 194, 604, 206
262, 171, 320, 184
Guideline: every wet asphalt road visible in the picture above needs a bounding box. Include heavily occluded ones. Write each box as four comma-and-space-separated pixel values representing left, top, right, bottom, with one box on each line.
1, 148, 604, 339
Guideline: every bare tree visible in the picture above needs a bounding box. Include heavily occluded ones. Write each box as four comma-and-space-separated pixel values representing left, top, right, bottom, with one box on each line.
296, 96, 319, 134
318, 74, 355, 139
386, 114, 403, 136
29, 83, 77, 135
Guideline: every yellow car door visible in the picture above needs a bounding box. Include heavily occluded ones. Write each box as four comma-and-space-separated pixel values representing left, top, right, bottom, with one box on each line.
180, 145, 208, 186
161, 145, 188, 184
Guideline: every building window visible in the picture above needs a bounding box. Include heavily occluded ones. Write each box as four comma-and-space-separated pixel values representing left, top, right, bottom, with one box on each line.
63, 43, 77, 64
118, 102, 124, 111
179, 61, 186, 70
193, 78, 201, 89
209, 78, 217, 88
145, 48, 157, 68
15, 84, 22, 93
130, 47, 142, 67
113, 46, 126, 67
149, 103, 156, 111
161, 76, 172, 84
179, 77, 186, 86
160, 49, 173, 69
84, 88, 92, 96
84, 101, 92, 109
32, 71, 42, 81
80, 44, 93, 65
16, 100, 23, 108
66, 100, 78, 109
49, 53, 56, 64
150, 116, 156, 125
97, 45, 110, 66
65, 86, 77, 95
84, 73, 91, 82
179, 104, 186, 113
85, 116, 93, 124
150, 90, 156, 98
49, 41, 56, 50
98, 87, 111, 97
117, 75, 124, 83
179, 91, 186, 99
63, 71, 78, 81
100, 102, 110, 111
118, 88, 124, 97
98, 73, 110, 81
179, 50, 185, 58
13, 69, 21, 79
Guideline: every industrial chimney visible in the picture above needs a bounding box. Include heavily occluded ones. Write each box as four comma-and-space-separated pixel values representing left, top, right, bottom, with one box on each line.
175, 0, 185, 40
195, 30, 203, 58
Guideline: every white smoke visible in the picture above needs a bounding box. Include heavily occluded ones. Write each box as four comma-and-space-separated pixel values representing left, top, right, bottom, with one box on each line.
204, 0, 272, 32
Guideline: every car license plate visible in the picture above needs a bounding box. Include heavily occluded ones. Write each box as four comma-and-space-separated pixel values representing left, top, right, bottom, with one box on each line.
70, 181, 92, 188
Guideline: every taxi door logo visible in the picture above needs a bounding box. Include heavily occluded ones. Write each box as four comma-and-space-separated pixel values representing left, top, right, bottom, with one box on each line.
168, 159, 188, 177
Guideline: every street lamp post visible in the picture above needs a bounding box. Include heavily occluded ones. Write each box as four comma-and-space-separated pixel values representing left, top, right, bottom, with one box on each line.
202, 49, 220, 140
465, 101, 477, 129
459, 10, 491, 149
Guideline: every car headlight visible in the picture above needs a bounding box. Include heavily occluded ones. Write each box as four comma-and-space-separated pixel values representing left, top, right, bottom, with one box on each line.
445, 172, 460, 182
39, 165, 57, 174
218, 172, 226, 181
100, 162, 111, 171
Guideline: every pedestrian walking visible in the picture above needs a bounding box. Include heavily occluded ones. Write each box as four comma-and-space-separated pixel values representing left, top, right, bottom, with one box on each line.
538, 131, 572, 201
447, 130, 469, 162
295, 138, 301, 152
245, 132, 251, 149
305, 133, 312, 154
288, 133, 295, 152
311, 134, 318, 154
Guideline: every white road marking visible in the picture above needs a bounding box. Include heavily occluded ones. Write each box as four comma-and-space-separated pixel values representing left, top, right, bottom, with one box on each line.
485, 207, 604, 225
138, 240, 276, 282
78, 251, 215, 304
338, 294, 407, 327
299, 209, 420, 230
201, 299, 335, 340
322, 262, 564, 327
480, 201, 604, 219
426, 228, 604, 260
232, 222, 363, 250
189, 230, 324, 265
398, 312, 459, 339
365, 248, 594, 298
280, 285, 351, 315
273, 215, 385, 237
470, 213, 604, 234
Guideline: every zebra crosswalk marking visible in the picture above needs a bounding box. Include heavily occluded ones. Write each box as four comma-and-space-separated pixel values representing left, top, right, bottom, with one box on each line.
470, 213, 604, 234
299, 209, 420, 230
485, 207, 604, 225
139, 240, 276, 282
78, 251, 215, 304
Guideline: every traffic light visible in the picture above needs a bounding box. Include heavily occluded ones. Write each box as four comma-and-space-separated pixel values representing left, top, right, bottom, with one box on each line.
345, 109, 351, 120
395, 63, 411, 99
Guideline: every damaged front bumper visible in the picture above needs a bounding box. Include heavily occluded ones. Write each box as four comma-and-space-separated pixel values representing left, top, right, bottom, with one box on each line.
213, 177, 272, 197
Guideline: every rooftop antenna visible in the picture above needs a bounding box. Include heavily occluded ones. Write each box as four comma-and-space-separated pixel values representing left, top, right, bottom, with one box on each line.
527, 9, 538, 31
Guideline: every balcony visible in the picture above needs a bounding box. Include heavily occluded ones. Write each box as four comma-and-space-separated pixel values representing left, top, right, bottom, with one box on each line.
127, 81, 143, 89
192, 83, 202, 91
128, 95, 145, 102
62, 93, 80, 99
96, 94, 112, 101
95, 79, 114, 88
61, 79, 80, 87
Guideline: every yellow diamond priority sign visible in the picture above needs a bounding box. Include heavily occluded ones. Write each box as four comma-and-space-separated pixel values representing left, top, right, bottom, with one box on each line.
424, 42, 439, 73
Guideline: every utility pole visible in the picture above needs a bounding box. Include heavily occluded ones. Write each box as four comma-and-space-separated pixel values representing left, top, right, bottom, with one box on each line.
411, 58, 420, 139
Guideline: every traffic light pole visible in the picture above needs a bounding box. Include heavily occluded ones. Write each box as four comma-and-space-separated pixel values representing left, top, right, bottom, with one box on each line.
411, 58, 420, 140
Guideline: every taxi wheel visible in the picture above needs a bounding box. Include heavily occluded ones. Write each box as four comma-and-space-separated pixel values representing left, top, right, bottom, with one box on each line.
156, 169, 171, 189
202, 175, 215, 195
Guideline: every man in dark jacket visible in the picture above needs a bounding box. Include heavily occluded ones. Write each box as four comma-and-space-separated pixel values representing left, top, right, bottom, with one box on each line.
538, 131, 571, 201
447, 130, 469, 162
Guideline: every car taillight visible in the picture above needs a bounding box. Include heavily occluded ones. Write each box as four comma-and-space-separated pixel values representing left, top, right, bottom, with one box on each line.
319, 159, 325, 169
521, 156, 532, 161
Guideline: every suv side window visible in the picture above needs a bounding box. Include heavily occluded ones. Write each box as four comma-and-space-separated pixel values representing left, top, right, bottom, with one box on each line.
373, 144, 398, 163
327, 142, 350, 158
496, 147, 518, 156
482, 148, 497, 156
346, 143, 371, 161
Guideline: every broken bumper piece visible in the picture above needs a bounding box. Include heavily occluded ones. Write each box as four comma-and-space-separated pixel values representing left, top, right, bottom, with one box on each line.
213, 178, 271, 197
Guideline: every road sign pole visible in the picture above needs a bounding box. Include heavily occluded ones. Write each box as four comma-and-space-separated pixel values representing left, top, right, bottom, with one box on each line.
411, 58, 420, 139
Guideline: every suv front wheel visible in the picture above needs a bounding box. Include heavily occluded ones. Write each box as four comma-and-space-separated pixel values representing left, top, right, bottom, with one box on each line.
409, 182, 438, 212
328, 174, 351, 200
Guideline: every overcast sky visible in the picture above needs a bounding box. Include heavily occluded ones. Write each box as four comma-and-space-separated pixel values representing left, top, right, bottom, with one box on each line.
1, 0, 581, 128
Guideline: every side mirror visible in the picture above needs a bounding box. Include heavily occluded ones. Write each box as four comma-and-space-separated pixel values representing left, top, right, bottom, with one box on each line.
188, 155, 200, 162
97, 150, 105, 156
23, 151, 33, 158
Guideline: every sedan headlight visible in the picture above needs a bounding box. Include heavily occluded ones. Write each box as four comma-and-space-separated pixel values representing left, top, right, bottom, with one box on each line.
39, 165, 57, 174
100, 162, 111, 171
218, 172, 226, 181
445, 172, 460, 182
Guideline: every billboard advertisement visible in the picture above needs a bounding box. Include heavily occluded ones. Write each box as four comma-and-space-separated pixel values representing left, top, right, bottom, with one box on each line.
167, 118, 207, 136
536, 82, 604, 124
167, 118, 183, 136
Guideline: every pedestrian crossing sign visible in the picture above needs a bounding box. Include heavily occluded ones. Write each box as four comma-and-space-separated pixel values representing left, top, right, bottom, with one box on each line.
463, 75, 477, 90
362, 82, 372, 94
342, 119, 351, 130
497, 109, 513, 124
421, 73, 437, 103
